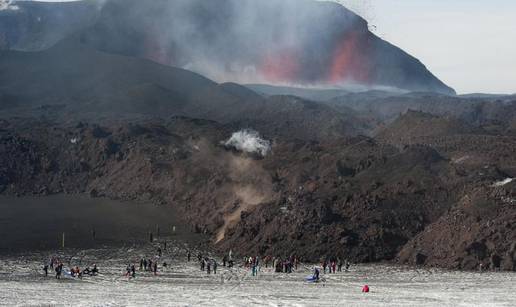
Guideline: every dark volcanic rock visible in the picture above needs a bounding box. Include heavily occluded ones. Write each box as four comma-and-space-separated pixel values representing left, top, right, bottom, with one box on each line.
1, 117, 516, 270
0, 39, 369, 141
398, 186, 516, 270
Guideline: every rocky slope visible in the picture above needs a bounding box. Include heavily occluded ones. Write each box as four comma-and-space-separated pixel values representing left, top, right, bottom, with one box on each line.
0, 38, 369, 140
2, 116, 515, 270
374, 111, 516, 270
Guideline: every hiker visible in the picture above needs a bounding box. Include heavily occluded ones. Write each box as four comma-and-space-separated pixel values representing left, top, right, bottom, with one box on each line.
92, 264, 99, 275
143, 259, 148, 271
125, 264, 132, 277
337, 258, 343, 272
140, 258, 144, 271
148, 259, 153, 272
153, 262, 158, 275
345, 260, 351, 271
275, 259, 282, 273
322, 260, 327, 274
222, 255, 227, 267
71, 266, 78, 277
207, 259, 211, 274
75, 266, 83, 279
43, 265, 48, 277
157, 247, 162, 257
55, 263, 62, 279
332, 261, 336, 274
252, 262, 257, 276
131, 264, 136, 278
313, 267, 320, 281
187, 251, 191, 262
200, 259, 205, 271
213, 260, 217, 274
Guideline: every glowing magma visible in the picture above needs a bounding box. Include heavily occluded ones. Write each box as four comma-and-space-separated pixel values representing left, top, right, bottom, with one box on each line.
329, 32, 370, 84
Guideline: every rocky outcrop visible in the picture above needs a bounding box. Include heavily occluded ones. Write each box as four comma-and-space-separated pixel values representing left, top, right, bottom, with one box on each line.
2, 117, 515, 270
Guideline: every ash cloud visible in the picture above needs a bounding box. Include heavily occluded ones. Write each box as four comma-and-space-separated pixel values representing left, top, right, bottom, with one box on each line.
1, 0, 455, 94
84, 0, 369, 86
224, 130, 271, 157
77, 0, 453, 93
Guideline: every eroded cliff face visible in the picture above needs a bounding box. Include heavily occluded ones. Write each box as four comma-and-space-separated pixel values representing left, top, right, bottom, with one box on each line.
2, 117, 514, 270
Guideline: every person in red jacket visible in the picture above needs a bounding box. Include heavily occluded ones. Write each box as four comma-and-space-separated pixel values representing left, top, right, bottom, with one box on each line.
362, 285, 370, 293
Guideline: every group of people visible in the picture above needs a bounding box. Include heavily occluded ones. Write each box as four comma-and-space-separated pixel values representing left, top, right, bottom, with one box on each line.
235, 255, 300, 275
198, 253, 218, 274
138, 257, 159, 275
322, 258, 351, 274
43, 247, 354, 287
43, 257, 98, 279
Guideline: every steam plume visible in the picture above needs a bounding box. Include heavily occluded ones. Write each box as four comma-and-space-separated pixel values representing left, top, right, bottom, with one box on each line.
224, 129, 271, 157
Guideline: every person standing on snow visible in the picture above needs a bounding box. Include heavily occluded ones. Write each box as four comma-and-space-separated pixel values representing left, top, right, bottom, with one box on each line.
314, 267, 320, 281
55, 263, 63, 279
125, 264, 131, 277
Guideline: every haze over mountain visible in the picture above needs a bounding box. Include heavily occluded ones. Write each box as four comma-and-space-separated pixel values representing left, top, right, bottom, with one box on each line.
1, 0, 454, 94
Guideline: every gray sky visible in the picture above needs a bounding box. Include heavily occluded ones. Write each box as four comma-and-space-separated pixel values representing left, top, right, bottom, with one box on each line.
8, 0, 516, 94
337, 0, 516, 94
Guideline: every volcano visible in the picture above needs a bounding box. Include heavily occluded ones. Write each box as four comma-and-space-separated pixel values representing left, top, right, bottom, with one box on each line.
0, 0, 455, 95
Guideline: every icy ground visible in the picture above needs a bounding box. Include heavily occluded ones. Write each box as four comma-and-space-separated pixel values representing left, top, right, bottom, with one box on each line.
0, 245, 515, 307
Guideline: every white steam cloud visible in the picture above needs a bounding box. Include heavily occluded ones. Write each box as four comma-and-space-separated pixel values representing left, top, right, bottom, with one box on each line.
224, 129, 271, 157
